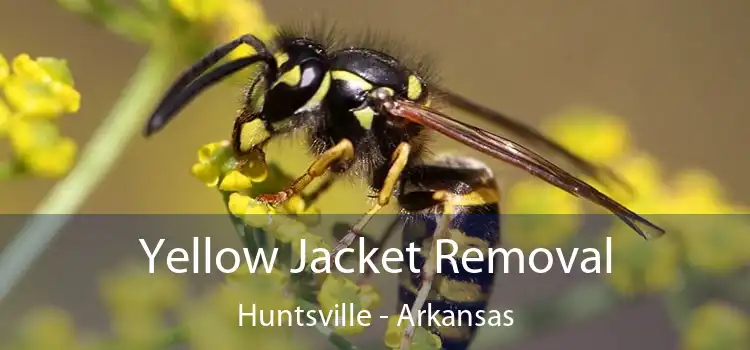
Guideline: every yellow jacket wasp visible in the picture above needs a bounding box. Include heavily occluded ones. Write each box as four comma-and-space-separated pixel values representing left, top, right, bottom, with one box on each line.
144, 24, 665, 350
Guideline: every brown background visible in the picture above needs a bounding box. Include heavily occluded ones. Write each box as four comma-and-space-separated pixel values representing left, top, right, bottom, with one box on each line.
0, 0, 748, 349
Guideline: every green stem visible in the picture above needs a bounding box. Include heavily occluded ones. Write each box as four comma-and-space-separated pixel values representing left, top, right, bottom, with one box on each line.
0, 49, 174, 303
0, 159, 23, 179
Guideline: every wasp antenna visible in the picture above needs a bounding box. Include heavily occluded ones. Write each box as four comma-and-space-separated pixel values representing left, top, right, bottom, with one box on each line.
144, 56, 271, 136
144, 34, 277, 137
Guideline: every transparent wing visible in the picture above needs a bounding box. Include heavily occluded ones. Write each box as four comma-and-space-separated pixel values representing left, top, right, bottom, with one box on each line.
435, 87, 633, 195
384, 98, 665, 239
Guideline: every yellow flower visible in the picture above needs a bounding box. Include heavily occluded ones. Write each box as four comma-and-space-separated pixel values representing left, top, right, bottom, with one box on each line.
219, 170, 253, 191
683, 301, 749, 350
292, 231, 331, 269
504, 179, 582, 249
666, 169, 732, 214
7, 118, 78, 177
169, 0, 225, 22
190, 140, 268, 190
191, 141, 232, 187
358, 284, 382, 310
283, 195, 307, 214
100, 264, 185, 318
605, 225, 680, 295
227, 192, 276, 227
0, 98, 12, 135
191, 162, 221, 186
18, 307, 78, 350
23, 136, 77, 178
600, 153, 668, 211
384, 315, 442, 350
185, 271, 297, 350
273, 216, 308, 243
0, 53, 8, 84
678, 214, 750, 274
227, 192, 253, 215
197, 140, 229, 162
217, 0, 277, 60
543, 107, 631, 164
317, 275, 380, 335
3, 54, 80, 118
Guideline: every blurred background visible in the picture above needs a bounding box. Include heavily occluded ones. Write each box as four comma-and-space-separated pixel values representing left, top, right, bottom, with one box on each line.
0, 0, 748, 349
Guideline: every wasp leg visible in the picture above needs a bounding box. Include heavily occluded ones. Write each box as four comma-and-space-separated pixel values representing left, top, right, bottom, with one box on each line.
257, 139, 355, 206
302, 173, 339, 208
330, 142, 412, 257
400, 201, 454, 350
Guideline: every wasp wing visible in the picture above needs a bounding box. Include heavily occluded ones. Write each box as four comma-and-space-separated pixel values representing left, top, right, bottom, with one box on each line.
434, 88, 633, 196
384, 98, 665, 239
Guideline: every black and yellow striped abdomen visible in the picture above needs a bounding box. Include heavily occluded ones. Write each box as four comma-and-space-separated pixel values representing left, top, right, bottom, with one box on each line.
397, 156, 501, 350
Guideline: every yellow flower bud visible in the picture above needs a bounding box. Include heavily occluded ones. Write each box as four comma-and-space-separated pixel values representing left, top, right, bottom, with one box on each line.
3, 75, 78, 118
0, 54, 8, 85
543, 108, 630, 164
668, 169, 730, 214
317, 275, 372, 335
505, 179, 582, 249
12, 54, 51, 82
219, 170, 253, 191
197, 141, 227, 163
0, 99, 11, 135
684, 301, 749, 350
23, 137, 77, 178
20, 307, 77, 350
318, 275, 359, 312
190, 162, 220, 187
169, 0, 225, 22
241, 200, 275, 228
283, 195, 306, 214
606, 226, 680, 295
273, 216, 308, 243
227, 193, 252, 216
358, 284, 381, 310
4, 54, 80, 118
220, 0, 277, 60
292, 232, 331, 266
384, 315, 442, 350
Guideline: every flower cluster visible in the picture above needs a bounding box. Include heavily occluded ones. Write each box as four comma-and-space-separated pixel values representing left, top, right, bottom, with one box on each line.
503, 106, 750, 295
683, 301, 749, 350
188, 139, 443, 347
0, 262, 305, 350
0, 53, 80, 179
57, 0, 277, 70
187, 267, 299, 350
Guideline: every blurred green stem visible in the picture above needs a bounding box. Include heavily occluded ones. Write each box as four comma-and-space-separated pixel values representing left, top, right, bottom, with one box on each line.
0, 49, 175, 303
0, 160, 22, 179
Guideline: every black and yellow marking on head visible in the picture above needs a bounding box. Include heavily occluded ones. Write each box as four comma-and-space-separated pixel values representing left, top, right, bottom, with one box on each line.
272, 65, 302, 88
306, 72, 331, 109
274, 51, 290, 67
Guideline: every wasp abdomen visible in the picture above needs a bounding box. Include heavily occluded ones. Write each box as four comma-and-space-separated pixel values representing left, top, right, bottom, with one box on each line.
397, 156, 501, 350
